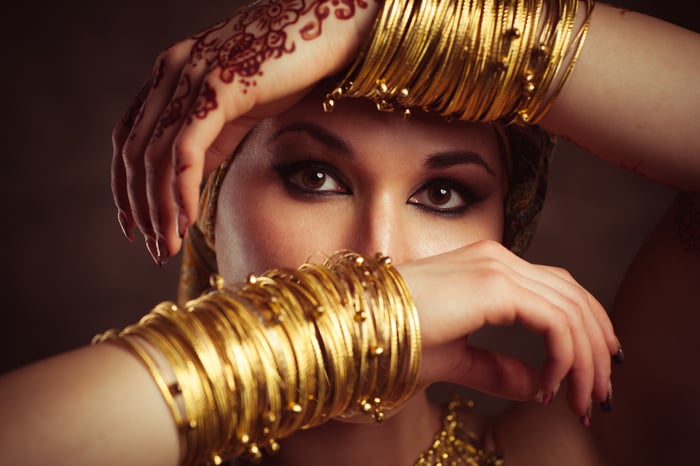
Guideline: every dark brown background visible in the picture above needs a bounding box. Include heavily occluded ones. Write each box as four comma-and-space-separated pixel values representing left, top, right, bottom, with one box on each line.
0, 0, 695, 374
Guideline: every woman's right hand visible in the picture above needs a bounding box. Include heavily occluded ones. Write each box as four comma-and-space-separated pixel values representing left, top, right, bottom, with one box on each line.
397, 240, 620, 422
111, 0, 378, 264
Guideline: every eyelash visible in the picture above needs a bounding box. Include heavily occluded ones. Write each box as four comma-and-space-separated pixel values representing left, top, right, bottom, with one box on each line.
408, 179, 480, 216
274, 160, 480, 215
274, 160, 352, 197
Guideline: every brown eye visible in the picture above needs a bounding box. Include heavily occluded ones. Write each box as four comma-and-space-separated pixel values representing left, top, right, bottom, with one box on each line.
427, 186, 452, 205
277, 161, 349, 195
301, 169, 326, 189
408, 179, 475, 214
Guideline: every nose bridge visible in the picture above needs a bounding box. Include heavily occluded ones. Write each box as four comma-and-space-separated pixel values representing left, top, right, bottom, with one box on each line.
353, 190, 406, 261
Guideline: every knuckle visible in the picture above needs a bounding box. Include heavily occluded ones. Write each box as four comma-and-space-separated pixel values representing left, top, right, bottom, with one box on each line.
473, 239, 506, 256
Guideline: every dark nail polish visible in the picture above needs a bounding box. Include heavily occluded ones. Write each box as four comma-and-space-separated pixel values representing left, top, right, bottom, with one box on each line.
600, 392, 612, 412
117, 211, 134, 242
613, 345, 625, 364
145, 236, 160, 265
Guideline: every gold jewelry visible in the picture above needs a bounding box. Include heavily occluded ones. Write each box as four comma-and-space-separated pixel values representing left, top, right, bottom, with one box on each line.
414, 397, 504, 466
324, 0, 595, 126
92, 251, 420, 465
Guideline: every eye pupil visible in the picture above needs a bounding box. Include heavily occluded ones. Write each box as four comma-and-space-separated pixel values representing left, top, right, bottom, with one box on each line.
302, 170, 325, 188
428, 186, 451, 205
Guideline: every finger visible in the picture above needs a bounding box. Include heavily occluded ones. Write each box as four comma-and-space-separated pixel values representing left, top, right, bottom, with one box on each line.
515, 272, 597, 416
121, 49, 188, 263
537, 266, 614, 404
112, 120, 135, 241
173, 78, 256, 235
541, 265, 620, 357
111, 75, 154, 242
475, 274, 578, 402
440, 341, 540, 401
145, 70, 203, 262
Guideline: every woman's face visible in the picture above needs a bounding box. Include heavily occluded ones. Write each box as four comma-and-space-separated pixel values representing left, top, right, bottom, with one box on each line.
215, 93, 507, 282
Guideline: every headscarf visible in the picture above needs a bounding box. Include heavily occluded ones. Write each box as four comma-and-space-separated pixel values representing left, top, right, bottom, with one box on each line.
177, 123, 555, 305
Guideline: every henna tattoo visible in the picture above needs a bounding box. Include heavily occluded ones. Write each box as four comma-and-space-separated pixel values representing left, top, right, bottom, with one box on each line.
672, 192, 700, 258
151, 57, 165, 89
300, 0, 368, 39
152, 74, 192, 139
122, 58, 166, 142
121, 78, 151, 130
183, 0, 368, 120
192, 81, 219, 119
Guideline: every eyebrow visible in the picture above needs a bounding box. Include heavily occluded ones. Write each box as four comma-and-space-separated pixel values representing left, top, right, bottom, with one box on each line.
269, 122, 353, 158
270, 121, 495, 175
423, 151, 496, 176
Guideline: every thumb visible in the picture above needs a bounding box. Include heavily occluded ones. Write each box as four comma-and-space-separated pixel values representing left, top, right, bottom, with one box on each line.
426, 340, 540, 401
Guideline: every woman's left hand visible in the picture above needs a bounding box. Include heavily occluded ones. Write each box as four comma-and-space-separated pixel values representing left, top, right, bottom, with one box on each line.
396, 241, 619, 420
111, 0, 378, 264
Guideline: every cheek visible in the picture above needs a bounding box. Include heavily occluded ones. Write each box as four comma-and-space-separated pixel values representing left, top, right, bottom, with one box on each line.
215, 178, 351, 283
400, 196, 505, 261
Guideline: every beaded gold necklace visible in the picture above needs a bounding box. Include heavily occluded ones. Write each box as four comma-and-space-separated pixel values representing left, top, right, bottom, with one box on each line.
413, 398, 504, 466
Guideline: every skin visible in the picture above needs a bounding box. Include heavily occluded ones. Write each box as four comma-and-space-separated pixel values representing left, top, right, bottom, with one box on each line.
211, 92, 599, 466
214, 92, 507, 280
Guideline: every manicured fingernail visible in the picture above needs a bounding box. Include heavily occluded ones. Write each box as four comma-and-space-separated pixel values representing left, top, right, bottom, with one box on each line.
600, 392, 612, 413
600, 381, 613, 412
145, 235, 160, 266
117, 210, 134, 242
177, 212, 189, 239
613, 344, 625, 364
542, 391, 555, 406
581, 406, 592, 427
156, 236, 169, 266
534, 390, 544, 403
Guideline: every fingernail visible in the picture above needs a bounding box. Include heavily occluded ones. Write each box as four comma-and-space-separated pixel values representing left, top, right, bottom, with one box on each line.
613, 344, 625, 364
600, 392, 612, 413
581, 406, 592, 427
534, 390, 544, 403
156, 236, 169, 265
600, 381, 613, 412
177, 212, 189, 239
145, 235, 160, 266
117, 210, 134, 242
542, 391, 555, 406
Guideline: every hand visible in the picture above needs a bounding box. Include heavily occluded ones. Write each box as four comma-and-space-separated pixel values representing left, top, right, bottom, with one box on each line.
397, 240, 619, 420
111, 0, 378, 264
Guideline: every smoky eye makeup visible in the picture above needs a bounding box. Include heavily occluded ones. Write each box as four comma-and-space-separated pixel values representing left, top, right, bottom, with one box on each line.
407, 177, 487, 216
273, 159, 352, 197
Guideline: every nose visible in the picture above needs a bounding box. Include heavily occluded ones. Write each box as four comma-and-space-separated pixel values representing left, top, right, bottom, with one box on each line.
345, 192, 413, 264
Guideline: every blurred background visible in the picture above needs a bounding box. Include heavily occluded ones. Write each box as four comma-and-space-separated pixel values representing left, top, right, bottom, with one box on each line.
0, 0, 695, 376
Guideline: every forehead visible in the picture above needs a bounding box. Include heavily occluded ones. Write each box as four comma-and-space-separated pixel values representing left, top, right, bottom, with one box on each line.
259, 88, 503, 167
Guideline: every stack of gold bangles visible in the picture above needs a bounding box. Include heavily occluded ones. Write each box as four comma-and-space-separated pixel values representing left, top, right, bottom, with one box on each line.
92, 251, 421, 465
324, 0, 594, 125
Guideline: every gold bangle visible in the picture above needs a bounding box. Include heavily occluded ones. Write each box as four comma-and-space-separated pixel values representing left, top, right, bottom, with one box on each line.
92, 250, 421, 464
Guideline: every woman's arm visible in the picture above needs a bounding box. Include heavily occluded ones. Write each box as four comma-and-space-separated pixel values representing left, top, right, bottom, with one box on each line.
0, 244, 619, 466
0, 343, 180, 466
542, 4, 700, 190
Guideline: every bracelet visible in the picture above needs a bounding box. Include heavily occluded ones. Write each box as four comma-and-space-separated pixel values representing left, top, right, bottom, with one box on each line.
324, 0, 594, 125
92, 251, 421, 465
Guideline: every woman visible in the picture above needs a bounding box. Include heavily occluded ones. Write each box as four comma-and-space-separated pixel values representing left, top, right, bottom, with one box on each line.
0, 82, 617, 466
107, 0, 699, 463
0, 0, 697, 465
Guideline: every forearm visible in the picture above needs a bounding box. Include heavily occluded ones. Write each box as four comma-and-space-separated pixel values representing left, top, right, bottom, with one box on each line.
0, 343, 179, 466
542, 3, 700, 190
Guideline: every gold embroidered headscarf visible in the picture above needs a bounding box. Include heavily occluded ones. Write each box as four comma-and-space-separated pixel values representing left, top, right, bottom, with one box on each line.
177, 121, 555, 305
